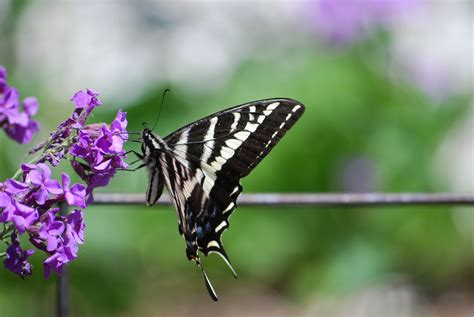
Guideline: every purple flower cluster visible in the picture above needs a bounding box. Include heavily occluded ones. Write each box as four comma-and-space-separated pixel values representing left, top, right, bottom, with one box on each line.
29, 89, 103, 166
1, 164, 86, 277
0, 65, 40, 144
3, 233, 35, 278
30, 89, 128, 192
70, 106, 128, 203
0, 79, 129, 279
309, 0, 420, 45
28, 88, 128, 204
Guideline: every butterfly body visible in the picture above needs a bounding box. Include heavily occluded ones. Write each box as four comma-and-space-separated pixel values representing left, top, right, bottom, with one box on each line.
140, 98, 305, 300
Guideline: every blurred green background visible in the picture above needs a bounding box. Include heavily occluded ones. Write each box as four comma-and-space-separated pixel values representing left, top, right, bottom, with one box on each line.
0, 1, 472, 316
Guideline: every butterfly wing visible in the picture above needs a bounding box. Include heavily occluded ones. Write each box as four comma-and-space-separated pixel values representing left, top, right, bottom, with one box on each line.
149, 98, 305, 300
153, 148, 222, 301
164, 98, 305, 262
166, 98, 305, 179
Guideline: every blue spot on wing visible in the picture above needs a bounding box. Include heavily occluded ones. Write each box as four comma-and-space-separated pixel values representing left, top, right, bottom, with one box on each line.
196, 226, 204, 238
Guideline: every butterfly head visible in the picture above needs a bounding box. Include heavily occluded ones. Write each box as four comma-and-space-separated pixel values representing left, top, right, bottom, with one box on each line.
141, 127, 152, 152
142, 127, 151, 137
141, 126, 165, 157
141, 125, 150, 141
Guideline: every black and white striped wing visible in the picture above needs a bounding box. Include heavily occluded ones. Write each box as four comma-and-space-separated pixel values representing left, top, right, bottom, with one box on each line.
153, 149, 237, 301
164, 98, 305, 266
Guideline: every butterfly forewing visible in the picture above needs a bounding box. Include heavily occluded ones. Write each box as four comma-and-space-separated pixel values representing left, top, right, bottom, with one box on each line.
166, 98, 304, 178
141, 98, 305, 301
165, 98, 304, 253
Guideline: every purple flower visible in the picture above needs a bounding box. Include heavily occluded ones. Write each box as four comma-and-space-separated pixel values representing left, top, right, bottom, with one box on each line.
0, 180, 30, 224
0, 190, 11, 207
67, 210, 85, 244
0, 190, 14, 222
1, 85, 125, 279
43, 213, 83, 278
309, 0, 420, 45
28, 163, 63, 205
3, 233, 35, 278
0, 65, 40, 144
71, 89, 102, 109
95, 110, 128, 155
111, 110, 128, 132
94, 111, 129, 167
43, 248, 70, 278
0, 66, 7, 93
61, 173, 86, 208
4, 119, 41, 145
3, 178, 29, 196
69, 107, 128, 203
0, 87, 20, 121
37, 208, 65, 252
69, 130, 94, 161
11, 200, 38, 234
96, 125, 124, 154
23, 97, 39, 116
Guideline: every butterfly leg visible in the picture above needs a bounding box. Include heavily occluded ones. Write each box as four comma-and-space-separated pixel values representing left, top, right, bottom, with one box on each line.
117, 164, 146, 172
127, 157, 143, 166
118, 150, 145, 171
125, 149, 144, 159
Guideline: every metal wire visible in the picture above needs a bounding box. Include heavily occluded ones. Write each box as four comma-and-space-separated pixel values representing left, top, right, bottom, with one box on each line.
92, 192, 474, 207
56, 192, 473, 317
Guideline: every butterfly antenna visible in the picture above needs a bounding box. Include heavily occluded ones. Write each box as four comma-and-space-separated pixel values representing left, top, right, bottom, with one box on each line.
151, 88, 171, 132
196, 258, 218, 301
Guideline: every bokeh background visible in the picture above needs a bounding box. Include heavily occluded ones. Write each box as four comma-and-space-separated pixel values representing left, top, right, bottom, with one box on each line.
0, 1, 473, 316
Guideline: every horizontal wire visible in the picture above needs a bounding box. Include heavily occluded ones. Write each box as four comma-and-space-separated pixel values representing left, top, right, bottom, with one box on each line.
91, 193, 474, 207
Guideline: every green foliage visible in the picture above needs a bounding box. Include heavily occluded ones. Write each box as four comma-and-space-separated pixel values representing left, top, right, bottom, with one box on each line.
0, 43, 470, 315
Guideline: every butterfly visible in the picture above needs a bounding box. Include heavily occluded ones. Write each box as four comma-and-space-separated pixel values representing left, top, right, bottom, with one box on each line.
131, 98, 305, 301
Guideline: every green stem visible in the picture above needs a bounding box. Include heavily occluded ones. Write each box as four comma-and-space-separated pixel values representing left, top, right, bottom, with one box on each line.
11, 134, 77, 181
0, 224, 14, 241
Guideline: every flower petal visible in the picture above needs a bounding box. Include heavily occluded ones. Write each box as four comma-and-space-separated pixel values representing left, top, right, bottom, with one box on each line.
35, 186, 49, 205
45, 179, 63, 195
23, 97, 39, 116
70, 90, 92, 109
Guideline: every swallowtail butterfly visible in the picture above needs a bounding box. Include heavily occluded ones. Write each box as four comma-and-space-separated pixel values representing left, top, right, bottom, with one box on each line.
136, 98, 304, 301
